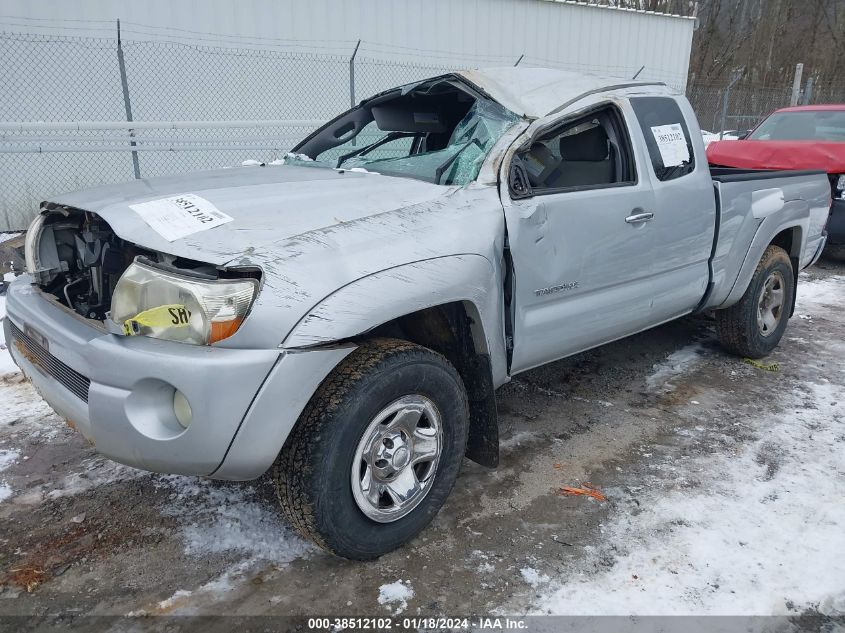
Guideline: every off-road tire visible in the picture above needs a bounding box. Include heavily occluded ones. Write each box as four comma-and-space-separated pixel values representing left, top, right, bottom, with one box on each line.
273, 338, 469, 560
716, 245, 794, 358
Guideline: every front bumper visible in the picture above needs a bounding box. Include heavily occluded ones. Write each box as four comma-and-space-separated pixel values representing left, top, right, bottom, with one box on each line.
4, 276, 353, 479
827, 198, 845, 245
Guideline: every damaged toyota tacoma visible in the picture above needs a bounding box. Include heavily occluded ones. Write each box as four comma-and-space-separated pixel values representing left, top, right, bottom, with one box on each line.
4, 69, 831, 559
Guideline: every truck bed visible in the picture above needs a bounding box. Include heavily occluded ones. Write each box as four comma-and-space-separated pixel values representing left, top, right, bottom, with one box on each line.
705, 167, 831, 311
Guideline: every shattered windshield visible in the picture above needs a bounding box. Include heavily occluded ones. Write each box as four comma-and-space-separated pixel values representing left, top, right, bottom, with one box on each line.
286, 82, 520, 186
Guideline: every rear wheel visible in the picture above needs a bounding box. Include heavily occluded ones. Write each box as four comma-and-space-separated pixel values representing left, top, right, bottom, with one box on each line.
716, 245, 794, 358
273, 338, 469, 560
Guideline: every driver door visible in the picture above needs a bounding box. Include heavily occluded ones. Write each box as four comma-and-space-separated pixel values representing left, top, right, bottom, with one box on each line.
502, 101, 658, 373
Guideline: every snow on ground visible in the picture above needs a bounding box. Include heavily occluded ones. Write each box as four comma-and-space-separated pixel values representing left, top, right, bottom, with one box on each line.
0, 448, 19, 471
0, 447, 19, 502
527, 381, 845, 616
796, 273, 845, 311
156, 589, 193, 611
156, 475, 313, 565
520, 567, 550, 589
377, 580, 414, 615
112, 473, 314, 614
645, 342, 706, 392
525, 275, 845, 616
129, 559, 272, 616
0, 375, 62, 440
499, 430, 542, 451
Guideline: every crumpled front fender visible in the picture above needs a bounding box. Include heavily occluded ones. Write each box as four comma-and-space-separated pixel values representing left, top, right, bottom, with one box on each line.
282, 254, 509, 386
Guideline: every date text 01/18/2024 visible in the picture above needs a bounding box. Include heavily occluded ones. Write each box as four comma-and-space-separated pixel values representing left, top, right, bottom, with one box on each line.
307, 617, 528, 630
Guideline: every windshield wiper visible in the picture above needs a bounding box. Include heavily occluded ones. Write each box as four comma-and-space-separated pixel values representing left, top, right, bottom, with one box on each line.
336, 131, 415, 168
434, 123, 482, 184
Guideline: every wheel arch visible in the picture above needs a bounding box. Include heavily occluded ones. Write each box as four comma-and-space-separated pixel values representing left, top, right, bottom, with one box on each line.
719, 216, 805, 311
282, 255, 507, 467
370, 301, 500, 468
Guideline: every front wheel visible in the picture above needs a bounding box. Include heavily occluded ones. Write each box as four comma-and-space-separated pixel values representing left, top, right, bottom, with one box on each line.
273, 338, 469, 560
716, 245, 795, 358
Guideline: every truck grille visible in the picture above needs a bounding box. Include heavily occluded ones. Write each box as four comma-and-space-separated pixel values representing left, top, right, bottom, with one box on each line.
8, 321, 91, 403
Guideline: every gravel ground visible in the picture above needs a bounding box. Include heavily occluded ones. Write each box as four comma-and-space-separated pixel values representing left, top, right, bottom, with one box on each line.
0, 253, 843, 627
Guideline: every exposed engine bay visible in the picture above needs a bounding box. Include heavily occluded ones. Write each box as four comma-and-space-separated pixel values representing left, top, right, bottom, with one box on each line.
27, 206, 253, 323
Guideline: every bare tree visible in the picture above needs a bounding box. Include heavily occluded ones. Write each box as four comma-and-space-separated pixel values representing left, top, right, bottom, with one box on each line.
575, 0, 845, 95
690, 0, 845, 91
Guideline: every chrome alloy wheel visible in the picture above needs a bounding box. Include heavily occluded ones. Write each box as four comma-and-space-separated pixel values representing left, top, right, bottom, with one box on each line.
351, 395, 443, 523
757, 270, 785, 337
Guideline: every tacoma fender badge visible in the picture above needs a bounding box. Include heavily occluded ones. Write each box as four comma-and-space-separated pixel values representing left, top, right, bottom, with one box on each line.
535, 281, 579, 296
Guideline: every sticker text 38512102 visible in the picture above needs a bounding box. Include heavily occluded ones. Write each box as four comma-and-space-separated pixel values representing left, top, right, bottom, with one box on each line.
129, 193, 234, 241
649, 123, 690, 168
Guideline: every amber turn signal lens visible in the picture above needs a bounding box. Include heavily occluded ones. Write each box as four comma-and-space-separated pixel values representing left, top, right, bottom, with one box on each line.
209, 318, 244, 344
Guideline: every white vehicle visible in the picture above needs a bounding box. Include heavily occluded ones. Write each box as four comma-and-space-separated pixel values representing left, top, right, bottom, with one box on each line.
5, 69, 831, 558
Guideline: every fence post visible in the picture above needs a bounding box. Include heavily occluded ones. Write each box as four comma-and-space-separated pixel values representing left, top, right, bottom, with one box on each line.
116, 19, 140, 179
789, 63, 804, 107
349, 40, 361, 108
347, 40, 361, 148
719, 71, 742, 139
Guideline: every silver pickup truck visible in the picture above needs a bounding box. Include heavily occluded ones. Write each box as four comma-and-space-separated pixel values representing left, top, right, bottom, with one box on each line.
4, 68, 831, 559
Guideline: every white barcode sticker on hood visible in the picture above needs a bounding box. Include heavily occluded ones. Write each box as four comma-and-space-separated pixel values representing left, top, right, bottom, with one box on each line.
129, 194, 233, 242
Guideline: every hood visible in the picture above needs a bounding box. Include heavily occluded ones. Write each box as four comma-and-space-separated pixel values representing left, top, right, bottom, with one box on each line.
47, 165, 450, 266
707, 139, 845, 174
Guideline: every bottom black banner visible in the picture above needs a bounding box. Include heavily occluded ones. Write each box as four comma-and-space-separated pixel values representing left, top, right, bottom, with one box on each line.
0, 614, 843, 633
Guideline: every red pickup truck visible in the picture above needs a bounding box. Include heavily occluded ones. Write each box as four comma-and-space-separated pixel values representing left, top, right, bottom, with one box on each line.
707, 104, 845, 254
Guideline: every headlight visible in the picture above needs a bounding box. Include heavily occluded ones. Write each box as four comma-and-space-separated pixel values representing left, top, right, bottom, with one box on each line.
836, 174, 845, 198
111, 259, 258, 345
24, 213, 46, 275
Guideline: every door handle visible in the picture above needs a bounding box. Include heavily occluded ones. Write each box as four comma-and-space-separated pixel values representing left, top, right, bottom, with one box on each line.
625, 211, 654, 224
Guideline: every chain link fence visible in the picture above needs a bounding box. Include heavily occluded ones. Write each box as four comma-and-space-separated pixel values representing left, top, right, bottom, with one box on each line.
687, 79, 845, 136
1, 31, 473, 230
2, 28, 842, 230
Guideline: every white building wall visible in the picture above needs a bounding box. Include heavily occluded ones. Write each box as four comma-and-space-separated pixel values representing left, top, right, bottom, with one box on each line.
1, 0, 694, 89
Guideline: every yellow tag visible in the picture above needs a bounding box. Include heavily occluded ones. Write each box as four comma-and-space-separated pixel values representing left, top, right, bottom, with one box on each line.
743, 358, 780, 372
123, 304, 191, 336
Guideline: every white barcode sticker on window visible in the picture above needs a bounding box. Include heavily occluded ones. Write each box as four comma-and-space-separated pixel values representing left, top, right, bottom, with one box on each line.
130, 193, 233, 242
650, 123, 690, 167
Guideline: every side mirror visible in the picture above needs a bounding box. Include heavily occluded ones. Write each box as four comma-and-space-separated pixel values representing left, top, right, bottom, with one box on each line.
737, 130, 751, 140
